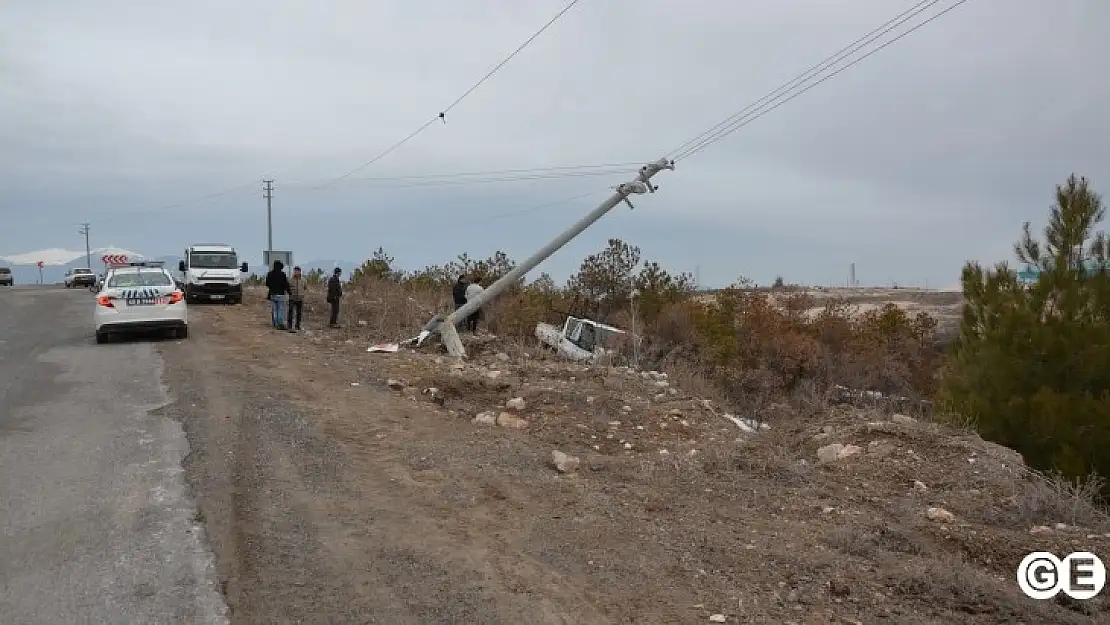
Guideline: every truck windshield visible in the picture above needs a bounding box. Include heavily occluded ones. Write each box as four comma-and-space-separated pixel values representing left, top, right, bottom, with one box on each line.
190, 252, 238, 269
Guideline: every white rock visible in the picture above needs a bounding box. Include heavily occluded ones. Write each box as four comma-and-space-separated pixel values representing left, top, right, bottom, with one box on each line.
1030, 525, 1053, 536
496, 352, 510, 361
912, 480, 928, 493
891, 414, 916, 425
551, 450, 580, 473
621, 405, 632, 413
505, 397, 526, 411
387, 379, 404, 390
586, 396, 596, 404
1054, 522, 1068, 531
496, 412, 528, 429
817, 443, 861, 464
473, 411, 497, 425
709, 615, 727, 623
926, 507, 955, 523
486, 370, 502, 380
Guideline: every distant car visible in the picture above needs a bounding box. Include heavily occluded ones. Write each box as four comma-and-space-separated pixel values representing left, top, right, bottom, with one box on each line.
0, 267, 12, 286
64, 268, 96, 288
94, 262, 188, 344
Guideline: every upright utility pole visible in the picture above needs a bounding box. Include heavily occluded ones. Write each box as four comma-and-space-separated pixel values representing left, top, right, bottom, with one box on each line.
432, 158, 675, 358
78, 222, 91, 268
263, 180, 274, 264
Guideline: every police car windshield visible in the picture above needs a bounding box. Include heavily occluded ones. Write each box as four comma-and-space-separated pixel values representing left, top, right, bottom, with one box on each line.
108, 270, 173, 288
190, 253, 238, 269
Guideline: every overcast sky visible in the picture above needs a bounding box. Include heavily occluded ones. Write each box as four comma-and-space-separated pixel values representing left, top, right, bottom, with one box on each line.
1, 0, 1107, 288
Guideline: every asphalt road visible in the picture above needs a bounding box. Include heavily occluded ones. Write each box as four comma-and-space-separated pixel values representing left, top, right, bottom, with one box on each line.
0, 286, 228, 624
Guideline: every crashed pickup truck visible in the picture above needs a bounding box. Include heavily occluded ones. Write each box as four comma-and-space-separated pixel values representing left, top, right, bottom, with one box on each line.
535, 316, 627, 362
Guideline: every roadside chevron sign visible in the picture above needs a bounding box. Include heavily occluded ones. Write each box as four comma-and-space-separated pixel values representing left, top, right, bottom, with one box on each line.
101, 254, 129, 265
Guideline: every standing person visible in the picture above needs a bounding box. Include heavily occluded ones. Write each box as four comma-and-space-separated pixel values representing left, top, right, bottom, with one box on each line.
464, 276, 486, 333
326, 267, 343, 328
287, 265, 305, 332
452, 274, 469, 311
265, 260, 290, 329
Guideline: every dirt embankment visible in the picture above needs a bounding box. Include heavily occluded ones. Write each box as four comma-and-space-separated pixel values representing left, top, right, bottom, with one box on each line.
160, 297, 1109, 624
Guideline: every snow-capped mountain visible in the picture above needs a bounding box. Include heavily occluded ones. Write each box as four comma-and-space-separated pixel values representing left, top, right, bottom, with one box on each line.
0, 246, 142, 267
0, 246, 145, 284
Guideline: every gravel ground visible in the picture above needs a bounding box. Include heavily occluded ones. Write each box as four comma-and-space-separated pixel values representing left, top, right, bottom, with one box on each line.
158, 296, 1110, 624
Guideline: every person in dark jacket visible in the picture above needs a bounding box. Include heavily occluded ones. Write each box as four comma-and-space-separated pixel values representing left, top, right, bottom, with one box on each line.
265, 260, 290, 329
326, 267, 343, 328
452, 275, 469, 309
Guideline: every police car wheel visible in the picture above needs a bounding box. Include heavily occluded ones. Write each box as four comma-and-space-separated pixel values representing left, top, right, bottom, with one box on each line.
178, 326, 189, 339
95, 331, 107, 344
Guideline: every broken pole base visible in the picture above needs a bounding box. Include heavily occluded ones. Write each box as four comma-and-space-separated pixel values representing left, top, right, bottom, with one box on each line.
440, 319, 466, 359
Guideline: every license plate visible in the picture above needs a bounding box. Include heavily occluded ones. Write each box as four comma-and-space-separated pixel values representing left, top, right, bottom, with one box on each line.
210, 294, 225, 300
126, 298, 167, 306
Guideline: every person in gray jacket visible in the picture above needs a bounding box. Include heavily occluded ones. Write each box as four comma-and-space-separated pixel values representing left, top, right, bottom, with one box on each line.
326, 267, 343, 328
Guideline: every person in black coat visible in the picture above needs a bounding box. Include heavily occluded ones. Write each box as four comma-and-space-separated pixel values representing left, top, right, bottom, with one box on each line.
452, 275, 469, 309
265, 260, 290, 329
452, 274, 470, 331
326, 267, 344, 328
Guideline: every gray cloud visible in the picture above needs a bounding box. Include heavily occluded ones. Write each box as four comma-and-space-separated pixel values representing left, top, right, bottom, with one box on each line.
2, 0, 1107, 288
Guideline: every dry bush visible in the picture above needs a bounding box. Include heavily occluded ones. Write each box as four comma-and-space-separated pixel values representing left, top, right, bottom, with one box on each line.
1011, 471, 1110, 530
323, 242, 942, 409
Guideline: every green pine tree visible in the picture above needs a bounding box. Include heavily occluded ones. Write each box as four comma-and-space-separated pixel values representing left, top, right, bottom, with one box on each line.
941, 174, 1110, 487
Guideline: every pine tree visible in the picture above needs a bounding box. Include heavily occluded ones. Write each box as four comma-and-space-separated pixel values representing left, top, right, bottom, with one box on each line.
941, 174, 1110, 486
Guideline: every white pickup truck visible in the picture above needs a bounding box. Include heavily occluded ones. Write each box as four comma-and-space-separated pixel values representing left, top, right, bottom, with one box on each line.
175, 244, 248, 304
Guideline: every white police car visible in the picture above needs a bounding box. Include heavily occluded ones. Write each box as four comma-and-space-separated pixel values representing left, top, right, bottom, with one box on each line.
94, 261, 188, 344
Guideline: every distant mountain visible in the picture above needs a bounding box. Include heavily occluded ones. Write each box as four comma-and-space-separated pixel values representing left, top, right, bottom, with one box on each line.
294, 260, 362, 276
0, 246, 361, 284
0, 246, 144, 284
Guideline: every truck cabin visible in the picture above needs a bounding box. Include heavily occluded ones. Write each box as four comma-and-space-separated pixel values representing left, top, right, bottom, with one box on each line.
180, 248, 247, 273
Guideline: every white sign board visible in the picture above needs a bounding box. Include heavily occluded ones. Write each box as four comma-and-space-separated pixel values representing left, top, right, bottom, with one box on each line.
262, 251, 294, 276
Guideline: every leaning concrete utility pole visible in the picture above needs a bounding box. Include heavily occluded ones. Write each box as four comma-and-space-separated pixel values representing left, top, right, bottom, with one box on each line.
434, 157, 675, 358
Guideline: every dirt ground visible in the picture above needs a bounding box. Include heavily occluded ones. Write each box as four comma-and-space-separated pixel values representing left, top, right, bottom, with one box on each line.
158, 294, 1110, 624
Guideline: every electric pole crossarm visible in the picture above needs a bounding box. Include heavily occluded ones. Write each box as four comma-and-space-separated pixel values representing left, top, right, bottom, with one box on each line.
436, 157, 675, 358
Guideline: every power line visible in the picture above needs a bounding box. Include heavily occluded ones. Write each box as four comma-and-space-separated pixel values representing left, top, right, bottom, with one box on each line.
158, 182, 258, 211
312, 0, 585, 190
304, 162, 642, 185
285, 166, 633, 191
669, 0, 970, 162
667, 0, 943, 159
441, 190, 606, 228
